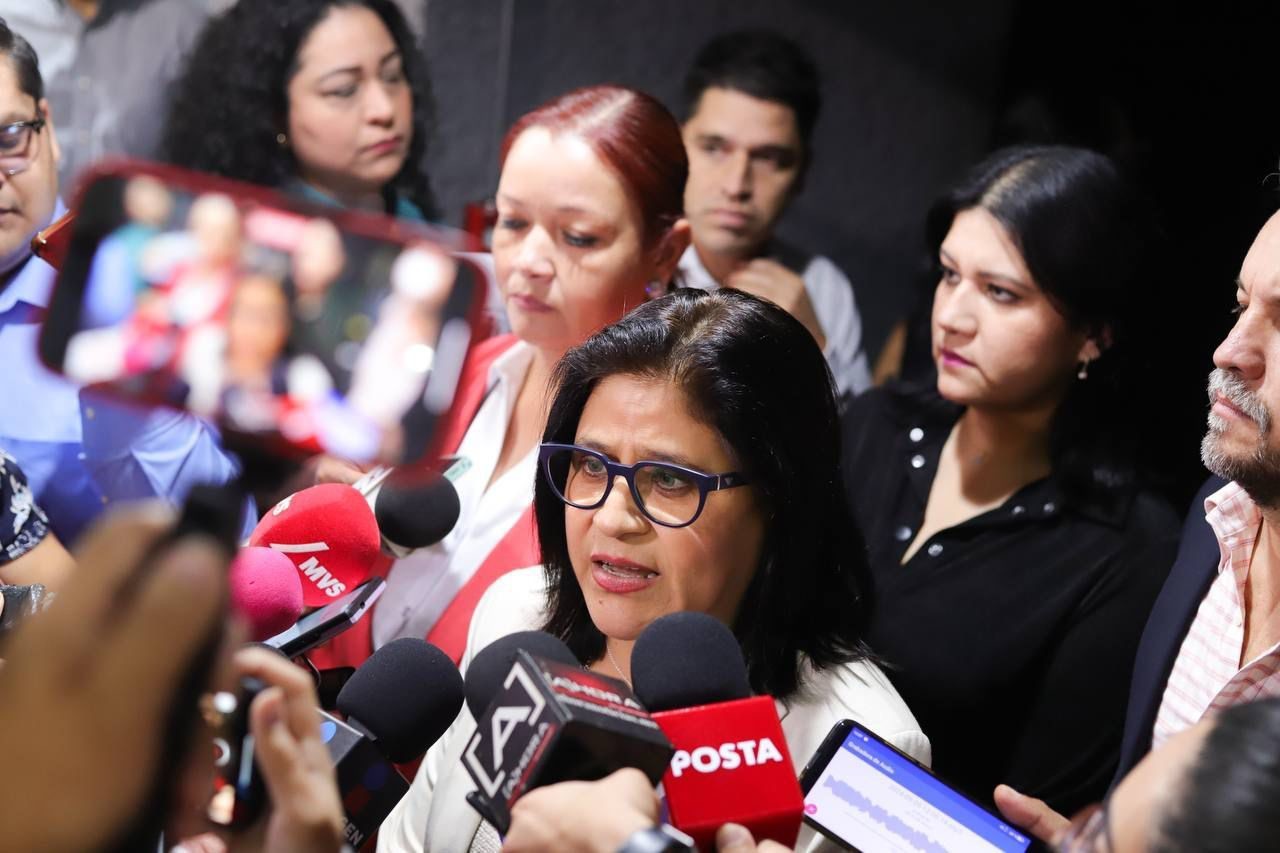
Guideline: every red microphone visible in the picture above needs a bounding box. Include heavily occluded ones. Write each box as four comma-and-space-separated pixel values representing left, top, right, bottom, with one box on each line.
632, 612, 804, 851
229, 546, 305, 641
248, 483, 381, 607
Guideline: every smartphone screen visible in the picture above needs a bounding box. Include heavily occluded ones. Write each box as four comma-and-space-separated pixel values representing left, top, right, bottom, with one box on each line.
802, 723, 1031, 853
40, 162, 483, 468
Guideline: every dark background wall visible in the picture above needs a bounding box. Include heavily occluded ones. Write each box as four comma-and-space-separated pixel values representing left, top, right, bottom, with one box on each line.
419, 2, 1280, 501
422, 0, 1016, 357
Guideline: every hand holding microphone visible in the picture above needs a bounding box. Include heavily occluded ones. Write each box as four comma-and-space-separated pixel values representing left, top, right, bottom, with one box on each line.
499, 771, 796, 853
501, 768, 659, 853
181, 638, 464, 853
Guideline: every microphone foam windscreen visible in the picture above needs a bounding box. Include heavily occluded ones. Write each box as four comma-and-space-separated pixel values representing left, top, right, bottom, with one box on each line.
631, 611, 752, 712
374, 471, 461, 550
248, 483, 381, 607
229, 546, 305, 641
463, 631, 580, 719
336, 638, 464, 763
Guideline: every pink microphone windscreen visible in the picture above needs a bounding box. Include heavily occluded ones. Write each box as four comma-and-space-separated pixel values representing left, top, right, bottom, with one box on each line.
230, 546, 306, 641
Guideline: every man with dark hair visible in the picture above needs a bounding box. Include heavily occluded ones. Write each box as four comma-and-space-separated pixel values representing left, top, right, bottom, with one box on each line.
678, 30, 870, 396
0, 15, 250, 545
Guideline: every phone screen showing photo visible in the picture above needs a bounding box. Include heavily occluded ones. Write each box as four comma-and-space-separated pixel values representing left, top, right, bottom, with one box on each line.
42, 165, 481, 468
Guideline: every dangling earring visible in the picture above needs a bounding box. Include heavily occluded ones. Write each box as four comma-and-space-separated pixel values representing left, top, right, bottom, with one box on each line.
276, 132, 288, 147
1077, 358, 1091, 381
645, 279, 667, 300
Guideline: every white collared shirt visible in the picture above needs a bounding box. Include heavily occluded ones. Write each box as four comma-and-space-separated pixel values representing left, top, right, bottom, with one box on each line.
372, 340, 538, 647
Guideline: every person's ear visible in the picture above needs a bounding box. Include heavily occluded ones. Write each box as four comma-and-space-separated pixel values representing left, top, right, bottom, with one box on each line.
650, 218, 692, 287
1077, 324, 1112, 363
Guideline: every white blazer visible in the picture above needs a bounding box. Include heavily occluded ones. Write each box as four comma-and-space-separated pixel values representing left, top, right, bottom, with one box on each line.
377, 567, 930, 853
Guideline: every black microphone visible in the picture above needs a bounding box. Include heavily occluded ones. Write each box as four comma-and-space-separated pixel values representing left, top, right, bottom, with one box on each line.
322, 638, 464, 849
459, 632, 673, 833
353, 466, 461, 558
463, 630, 581, 720
631, 612, 804, 851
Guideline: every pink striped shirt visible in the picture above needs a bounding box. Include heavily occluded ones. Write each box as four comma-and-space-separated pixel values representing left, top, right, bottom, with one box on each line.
1152, 481, 1280, 749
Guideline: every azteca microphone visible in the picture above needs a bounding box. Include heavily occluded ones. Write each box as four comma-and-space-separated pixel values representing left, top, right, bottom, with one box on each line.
632, 612, 805, 851
352, 465, 461, 558
463, 630, 581, 720
321, 638, 464, 850
459, 632, 673, 833
229, 546, 305, 641
248, 483, 381, 607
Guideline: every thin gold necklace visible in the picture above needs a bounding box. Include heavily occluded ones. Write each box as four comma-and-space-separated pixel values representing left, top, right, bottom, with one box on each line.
605, 643, 631, 688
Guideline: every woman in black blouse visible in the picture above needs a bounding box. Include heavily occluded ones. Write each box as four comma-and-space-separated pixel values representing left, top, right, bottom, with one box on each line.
842, 146, 1182, 816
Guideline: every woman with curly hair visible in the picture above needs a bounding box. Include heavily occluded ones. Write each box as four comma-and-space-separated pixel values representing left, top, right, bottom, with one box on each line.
161, 0, 435, 219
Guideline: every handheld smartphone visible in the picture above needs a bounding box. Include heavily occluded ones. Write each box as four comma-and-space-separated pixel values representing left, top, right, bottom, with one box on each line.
799, 720, 1032, 853
206, 676, 268, 829
38, 161, 485, 471
31, 209, 75, 269
264, 575, 386, 658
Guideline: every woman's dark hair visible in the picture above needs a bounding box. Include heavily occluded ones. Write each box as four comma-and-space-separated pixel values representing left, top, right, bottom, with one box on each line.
161, 0, 435, 216
0, 17, 42, 102
536, 288, 872, 699
1152, 698, 1280, 853
925, 145, 1166, 503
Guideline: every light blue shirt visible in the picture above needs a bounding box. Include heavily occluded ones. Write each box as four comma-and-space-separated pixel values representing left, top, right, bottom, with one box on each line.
0, 205, 253, 545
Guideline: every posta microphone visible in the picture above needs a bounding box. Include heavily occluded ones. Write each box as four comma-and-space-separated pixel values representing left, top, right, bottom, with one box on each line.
460, 633, 673, 833
320, 638, 464, 850
631, 612, 804, 851
352, 465, 461, 558
229, 546, 305, 641
248, 483, 381, 606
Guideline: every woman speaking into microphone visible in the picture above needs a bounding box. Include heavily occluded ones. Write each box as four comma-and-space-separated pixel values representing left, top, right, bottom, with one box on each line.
312, 83, 694, 673
377, 288, 929, 852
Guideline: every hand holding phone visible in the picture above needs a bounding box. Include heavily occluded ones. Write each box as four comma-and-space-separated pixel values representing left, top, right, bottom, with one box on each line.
800, 721, 1032, 853
192, 647, 346, 852
0, 504, 229, 852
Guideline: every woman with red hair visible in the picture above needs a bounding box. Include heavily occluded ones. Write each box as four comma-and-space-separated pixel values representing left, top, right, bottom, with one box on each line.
315, 85, 691, 670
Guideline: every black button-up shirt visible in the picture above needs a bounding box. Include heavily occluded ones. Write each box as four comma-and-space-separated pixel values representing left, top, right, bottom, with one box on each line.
841, 384, 1179, 814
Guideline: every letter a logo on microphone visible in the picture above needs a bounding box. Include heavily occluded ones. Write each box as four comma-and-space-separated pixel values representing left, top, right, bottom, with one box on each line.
463, 661, 547, 799
490, 706, 531, 772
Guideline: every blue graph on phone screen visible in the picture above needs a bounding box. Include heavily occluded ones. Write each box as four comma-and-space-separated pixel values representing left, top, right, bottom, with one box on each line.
803, 726, 1030, 853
